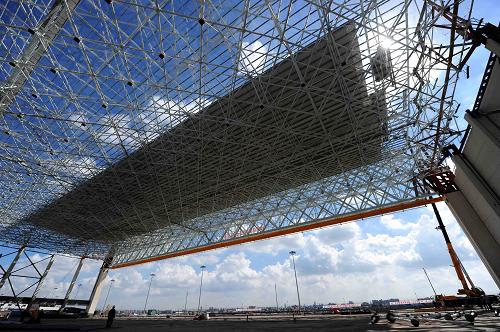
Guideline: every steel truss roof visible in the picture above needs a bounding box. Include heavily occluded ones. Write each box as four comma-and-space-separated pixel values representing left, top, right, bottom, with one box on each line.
0, 0, 470, 265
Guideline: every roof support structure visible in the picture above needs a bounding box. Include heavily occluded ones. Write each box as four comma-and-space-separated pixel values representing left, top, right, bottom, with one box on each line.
0, 247, 58, 313
60, 256, 84, 311
0, 0, 472, 264
113, 196, 443, 269
29, 254, 55, 306
86, 253, 112, 315
0, 0, 81, 113
0, 245, 26, 290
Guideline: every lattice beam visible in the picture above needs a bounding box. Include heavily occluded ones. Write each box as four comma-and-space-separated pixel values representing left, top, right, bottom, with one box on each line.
0, 0, 473, 263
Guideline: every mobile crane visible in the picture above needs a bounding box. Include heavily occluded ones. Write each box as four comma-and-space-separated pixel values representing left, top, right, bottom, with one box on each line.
430, 203, 490, 307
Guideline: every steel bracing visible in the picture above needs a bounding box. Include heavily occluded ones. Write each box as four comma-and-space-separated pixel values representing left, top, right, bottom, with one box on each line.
0, 0, 472, 266
0, 245, 55, 310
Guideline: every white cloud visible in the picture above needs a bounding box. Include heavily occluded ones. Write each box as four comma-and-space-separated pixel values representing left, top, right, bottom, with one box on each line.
93, 96, 210, 149
380, 214, 415, 230
243, 232, 306, 255
95, 114, 141, 147
140, 96, 188, 137
238, 40, 268, 77
213, 253, 260, 285
68, 113, 88, 128
153, 262, 198, 290
60, 156, 102, 178
183, 253, 221, 266
3, 204, 495, 310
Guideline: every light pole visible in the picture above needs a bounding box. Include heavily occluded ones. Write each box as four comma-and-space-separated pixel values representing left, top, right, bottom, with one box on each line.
289, 251, 301, 314
143, 273, 155, 314
102, 279, 115, 313
275, 283, 279, 311
184, 291, 189, 313
197, 265, 206, 313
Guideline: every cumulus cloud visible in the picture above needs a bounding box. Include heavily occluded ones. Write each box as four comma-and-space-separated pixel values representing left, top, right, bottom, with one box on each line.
2, 203, 495, 310
380, 214, 415, 230
59, 156, 102, 179
153, 263, 198, 290
238, 40, 268, 77
243, 232, 306, 256
102, 203, 496, 308
140, 96, 189, 137
92, 95, 210, 151
176, 253, 221, 267
95, 114, 141, 148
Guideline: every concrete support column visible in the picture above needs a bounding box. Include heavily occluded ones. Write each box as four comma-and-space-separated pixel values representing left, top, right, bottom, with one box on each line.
0, 245, 26, 290
444, 109, 500, 288
445, 191, 500, 287
464, 113, 500, 150
443, 97, 500, 288
61, 257, 85, 310
85, 254, 113, 315
30, 254, 55, 303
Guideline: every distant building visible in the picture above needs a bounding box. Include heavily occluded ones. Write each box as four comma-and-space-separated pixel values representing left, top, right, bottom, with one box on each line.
371, 299, 399, 307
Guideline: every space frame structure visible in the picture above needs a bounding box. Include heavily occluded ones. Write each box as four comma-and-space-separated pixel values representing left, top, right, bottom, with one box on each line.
0, 0, 472, 267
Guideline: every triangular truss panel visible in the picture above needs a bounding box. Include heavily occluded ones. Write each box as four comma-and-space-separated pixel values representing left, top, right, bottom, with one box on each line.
0, 0, 471, 264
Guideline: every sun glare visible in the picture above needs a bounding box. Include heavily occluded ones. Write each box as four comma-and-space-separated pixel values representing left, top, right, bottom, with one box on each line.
379, 36, 394, 49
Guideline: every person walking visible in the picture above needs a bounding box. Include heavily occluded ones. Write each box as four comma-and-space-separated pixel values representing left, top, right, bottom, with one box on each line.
106, 305, 116, 328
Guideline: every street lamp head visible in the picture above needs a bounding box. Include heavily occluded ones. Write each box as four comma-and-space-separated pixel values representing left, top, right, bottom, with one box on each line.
150, 273, 156, 277
111, 279, 115, 282
200, 265, 206, 269
289, 250, 296, 255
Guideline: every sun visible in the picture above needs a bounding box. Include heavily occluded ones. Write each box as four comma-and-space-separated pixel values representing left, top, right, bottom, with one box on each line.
379, 36, 394, 49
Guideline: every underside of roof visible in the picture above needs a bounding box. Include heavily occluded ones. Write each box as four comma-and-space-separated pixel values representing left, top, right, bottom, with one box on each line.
22, 23, 389, 243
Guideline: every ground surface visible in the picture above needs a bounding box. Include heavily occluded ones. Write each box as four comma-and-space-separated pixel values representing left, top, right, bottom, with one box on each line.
1, 314, 499, 331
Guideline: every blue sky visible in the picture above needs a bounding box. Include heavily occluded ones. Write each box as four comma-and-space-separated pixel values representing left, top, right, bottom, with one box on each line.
1, 0, 499, 311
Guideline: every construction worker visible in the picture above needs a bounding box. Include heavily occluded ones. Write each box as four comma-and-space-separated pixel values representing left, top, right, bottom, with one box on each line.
106, 305, 116, 328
